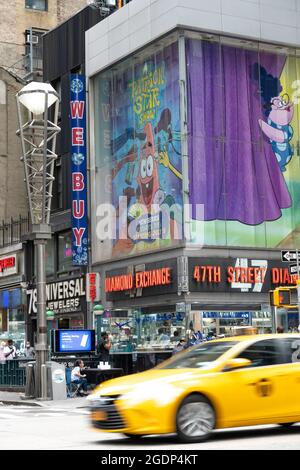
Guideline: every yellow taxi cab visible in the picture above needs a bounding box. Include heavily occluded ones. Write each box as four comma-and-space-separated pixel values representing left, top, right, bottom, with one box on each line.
87, 334, 300, 442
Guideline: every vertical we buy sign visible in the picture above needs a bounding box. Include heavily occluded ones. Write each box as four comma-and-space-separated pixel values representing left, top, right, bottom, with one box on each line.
70, 75, 88, 265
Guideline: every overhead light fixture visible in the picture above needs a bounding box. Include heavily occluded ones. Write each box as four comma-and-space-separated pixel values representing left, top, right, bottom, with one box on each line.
17, 81, 59, 116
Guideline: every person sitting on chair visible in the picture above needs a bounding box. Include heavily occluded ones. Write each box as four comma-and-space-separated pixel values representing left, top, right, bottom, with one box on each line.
71, 360, 88, 396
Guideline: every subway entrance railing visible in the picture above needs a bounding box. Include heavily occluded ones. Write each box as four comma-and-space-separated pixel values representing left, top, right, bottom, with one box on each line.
0, 360, 28, 389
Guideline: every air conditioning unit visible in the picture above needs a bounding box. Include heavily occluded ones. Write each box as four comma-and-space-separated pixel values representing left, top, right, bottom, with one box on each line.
26, 34, 39, 44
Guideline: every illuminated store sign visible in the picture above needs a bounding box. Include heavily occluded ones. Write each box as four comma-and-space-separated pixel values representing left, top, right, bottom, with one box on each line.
105, 267, 172, 293
27, 277, 86, 315
86, 272, 101, 302
0, 255, 17, 277
105, 259, 177, 300
70, 74, 88, 265
190, 258, 297, 294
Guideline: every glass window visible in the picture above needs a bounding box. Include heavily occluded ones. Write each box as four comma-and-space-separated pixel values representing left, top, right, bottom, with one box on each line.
186, 31, 300, 250
236, 339, 284, 367
135, 310, 186, 351
58, 231, 73, 272
0, 308, 26, 355
45, 237, 55, 276
24, 30, 46, 72
97, 308, 187, 353
161, 341, 237, 369
25, 0, 47, 11
275, 337, 300, 364
92, 32, 183, 263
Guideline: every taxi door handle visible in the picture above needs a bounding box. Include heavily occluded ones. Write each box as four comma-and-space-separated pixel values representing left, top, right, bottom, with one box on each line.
249, 378, 272, 397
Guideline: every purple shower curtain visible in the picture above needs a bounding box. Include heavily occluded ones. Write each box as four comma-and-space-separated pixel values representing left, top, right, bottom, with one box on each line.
187, 39, 291, 225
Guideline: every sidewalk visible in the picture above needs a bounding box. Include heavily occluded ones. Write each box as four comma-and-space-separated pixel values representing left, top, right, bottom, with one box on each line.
0, 391, 88, 409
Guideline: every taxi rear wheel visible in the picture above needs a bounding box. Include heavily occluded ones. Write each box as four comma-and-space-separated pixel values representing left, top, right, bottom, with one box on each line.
176, 394, 215, 443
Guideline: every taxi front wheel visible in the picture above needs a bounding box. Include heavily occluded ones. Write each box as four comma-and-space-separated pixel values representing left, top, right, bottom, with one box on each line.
176, 394, 216, 443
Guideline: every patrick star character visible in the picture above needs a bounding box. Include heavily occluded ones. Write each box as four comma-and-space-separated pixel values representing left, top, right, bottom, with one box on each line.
259, 93, 294, 172
137, 122, 160, 209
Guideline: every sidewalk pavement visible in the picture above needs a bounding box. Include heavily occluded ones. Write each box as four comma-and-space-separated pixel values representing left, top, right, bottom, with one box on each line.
0, 391, 89, 409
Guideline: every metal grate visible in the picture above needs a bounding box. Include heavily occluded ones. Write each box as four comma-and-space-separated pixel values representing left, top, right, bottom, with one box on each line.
90, 396, 126, 430
0, 361, 26, 387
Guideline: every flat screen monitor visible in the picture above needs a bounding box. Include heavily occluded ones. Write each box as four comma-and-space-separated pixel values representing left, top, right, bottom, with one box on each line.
52, 330, 95, 354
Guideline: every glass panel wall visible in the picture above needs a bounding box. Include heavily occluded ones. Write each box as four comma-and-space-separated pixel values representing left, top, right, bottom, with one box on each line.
95, 306, 187, 353
186, 32, 300, 249
0, 290, 26, 355
92, 32, 183, 263
58, 231, 73, 272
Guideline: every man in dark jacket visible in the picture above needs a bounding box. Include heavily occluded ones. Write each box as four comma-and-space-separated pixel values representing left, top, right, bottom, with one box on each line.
97, 332, 112, 361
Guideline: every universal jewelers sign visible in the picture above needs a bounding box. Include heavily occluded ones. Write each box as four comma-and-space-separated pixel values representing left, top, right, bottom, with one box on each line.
27, 278, 86, 315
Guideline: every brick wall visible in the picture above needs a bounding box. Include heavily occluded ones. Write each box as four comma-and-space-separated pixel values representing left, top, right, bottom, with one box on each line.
57, 0, 87, 24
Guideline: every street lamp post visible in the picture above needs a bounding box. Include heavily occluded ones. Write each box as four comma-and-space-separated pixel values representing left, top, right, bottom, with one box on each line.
93, 304, 105, 343
16, 82, 60, 399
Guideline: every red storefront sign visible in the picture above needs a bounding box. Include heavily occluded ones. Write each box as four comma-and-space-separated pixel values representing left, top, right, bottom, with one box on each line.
0, 255, 17, 275
105, 267, 172, 293
86, 272, 101, 302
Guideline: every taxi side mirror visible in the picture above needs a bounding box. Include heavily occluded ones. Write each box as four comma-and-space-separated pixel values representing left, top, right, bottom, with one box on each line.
223, 358, 252, 372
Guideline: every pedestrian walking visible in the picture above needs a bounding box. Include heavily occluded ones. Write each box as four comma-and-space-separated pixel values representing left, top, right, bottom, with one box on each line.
97, 331, 112, 362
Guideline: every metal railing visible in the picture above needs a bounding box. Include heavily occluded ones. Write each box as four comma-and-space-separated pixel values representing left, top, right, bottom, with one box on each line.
0, 360, 27, 389
0, 215, 30, 248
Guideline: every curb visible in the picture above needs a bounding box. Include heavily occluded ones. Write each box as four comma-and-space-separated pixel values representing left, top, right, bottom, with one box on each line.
0, 400, 42, 407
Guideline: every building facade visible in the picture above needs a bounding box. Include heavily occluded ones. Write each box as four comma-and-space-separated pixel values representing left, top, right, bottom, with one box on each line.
0, 0, 89, 352
1, 0, 87, 80
85, 0, 300, 369
30, 3, 133, 346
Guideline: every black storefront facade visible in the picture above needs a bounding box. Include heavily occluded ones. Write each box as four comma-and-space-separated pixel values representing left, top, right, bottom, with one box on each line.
31, 5, 104, 344
91, 248, 298, 373
85, 8, 300, 377
26, 276, 87, 346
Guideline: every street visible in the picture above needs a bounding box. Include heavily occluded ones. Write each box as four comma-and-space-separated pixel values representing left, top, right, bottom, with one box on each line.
1, 403, 300, 450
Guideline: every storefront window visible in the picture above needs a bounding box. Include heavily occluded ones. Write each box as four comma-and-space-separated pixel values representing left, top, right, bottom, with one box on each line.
187, 32, 300, 250
99, 307, 187, 353
45, 237, 55, 276
0, 289, 25, 354
92, 32, 183, 263
193, 309, 274, 337
251, 311, 273, 334
58, 231, 73, 272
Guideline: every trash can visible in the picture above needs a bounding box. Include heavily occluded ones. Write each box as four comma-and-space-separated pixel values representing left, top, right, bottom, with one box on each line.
46, 362, 66, 400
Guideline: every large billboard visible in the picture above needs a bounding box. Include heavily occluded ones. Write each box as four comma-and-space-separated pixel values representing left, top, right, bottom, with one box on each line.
93, 40, 183, 262
187, 37, 300, 249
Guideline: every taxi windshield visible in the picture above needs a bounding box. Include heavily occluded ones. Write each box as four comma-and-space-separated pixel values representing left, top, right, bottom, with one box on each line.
161, 341, 238, 369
